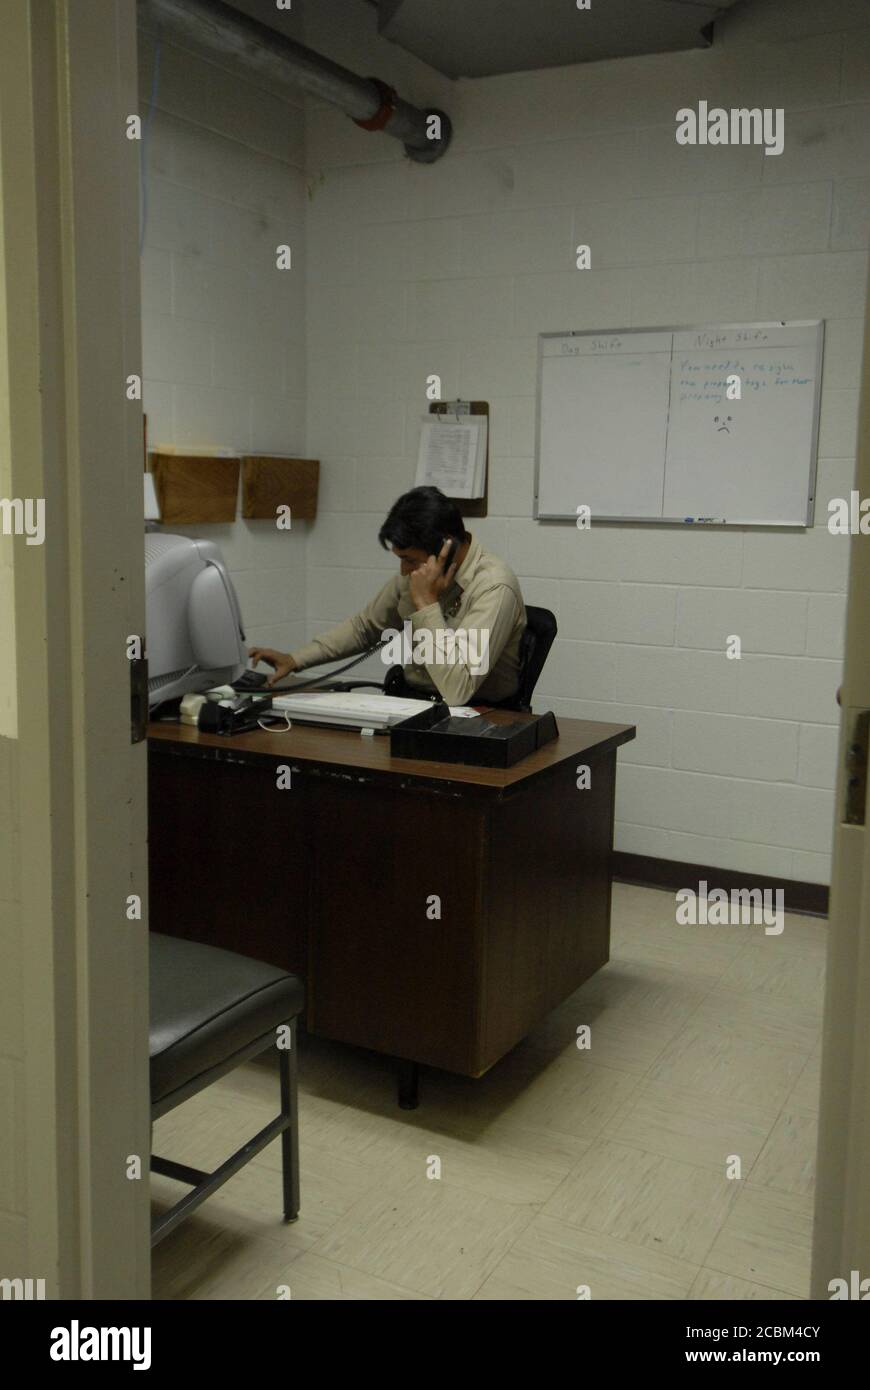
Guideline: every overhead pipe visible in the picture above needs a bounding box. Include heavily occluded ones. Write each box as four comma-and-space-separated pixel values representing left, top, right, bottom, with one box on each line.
137, 0, 452, 162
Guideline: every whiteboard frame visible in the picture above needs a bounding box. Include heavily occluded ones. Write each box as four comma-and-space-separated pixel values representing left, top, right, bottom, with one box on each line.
534, 320, 825, 527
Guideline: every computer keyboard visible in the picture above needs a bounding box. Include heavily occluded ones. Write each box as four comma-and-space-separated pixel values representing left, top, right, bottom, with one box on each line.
270, 691, 428, 730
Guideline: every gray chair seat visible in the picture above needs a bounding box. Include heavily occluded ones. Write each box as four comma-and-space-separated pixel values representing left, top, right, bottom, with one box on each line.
150, 932, 304, 1108
149, 932, 304, 1246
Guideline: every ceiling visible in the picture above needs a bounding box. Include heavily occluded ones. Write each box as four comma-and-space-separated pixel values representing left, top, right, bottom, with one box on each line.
371, 0, 746, 78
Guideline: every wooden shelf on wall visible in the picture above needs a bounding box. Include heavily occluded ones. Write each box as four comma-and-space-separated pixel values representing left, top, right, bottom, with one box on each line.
150, 454, 240, 524
241, 456, 319, 521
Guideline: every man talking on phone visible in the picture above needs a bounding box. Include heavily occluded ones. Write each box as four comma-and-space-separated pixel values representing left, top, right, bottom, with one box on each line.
249, 486, 527, 706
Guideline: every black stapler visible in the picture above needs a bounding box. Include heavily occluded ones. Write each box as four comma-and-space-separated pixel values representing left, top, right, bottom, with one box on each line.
197, 693, 272, 736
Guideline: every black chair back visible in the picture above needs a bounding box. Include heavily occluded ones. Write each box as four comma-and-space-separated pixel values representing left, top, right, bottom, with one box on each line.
490, 605, 557, 712
381, 604, 558, 711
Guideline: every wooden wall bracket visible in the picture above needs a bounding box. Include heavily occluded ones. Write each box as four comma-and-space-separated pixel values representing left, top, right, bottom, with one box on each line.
241, 456, 319, 521
150, 454, 240, 524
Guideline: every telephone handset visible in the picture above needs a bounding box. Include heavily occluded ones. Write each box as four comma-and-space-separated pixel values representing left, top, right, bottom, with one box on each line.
442, 537, 460, 576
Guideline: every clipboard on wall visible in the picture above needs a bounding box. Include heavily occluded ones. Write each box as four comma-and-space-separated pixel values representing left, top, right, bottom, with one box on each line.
426, 400, 489, 518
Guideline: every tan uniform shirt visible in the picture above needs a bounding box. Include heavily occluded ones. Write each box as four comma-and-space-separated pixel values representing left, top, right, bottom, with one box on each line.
289, 537, 526, 705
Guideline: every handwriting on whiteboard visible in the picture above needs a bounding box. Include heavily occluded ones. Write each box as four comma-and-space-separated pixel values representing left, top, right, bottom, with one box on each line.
678, 356, 812, 402
560, 337, 624, 355
691, 328, 771, 349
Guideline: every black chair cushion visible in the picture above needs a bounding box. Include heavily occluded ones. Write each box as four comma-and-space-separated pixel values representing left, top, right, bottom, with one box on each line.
149, 933, 304, 1106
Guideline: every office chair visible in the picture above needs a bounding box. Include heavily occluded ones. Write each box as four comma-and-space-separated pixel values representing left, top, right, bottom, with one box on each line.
485, 605, 558, 712
149, 934, 303, 1245
378, 604, 558, 714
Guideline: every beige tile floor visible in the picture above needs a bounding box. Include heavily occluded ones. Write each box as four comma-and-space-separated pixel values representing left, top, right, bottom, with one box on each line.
151, 883, 825, 1301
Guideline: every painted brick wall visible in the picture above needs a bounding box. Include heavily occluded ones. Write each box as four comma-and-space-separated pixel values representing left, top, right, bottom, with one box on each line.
139, 26, 308, 655
301, 0, 870, 884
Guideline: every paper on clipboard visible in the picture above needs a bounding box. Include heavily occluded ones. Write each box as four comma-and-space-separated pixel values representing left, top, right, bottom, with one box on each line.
415, 413, 487, 498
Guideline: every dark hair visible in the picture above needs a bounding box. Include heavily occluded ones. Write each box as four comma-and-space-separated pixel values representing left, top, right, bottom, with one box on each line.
378, 486, 468, 553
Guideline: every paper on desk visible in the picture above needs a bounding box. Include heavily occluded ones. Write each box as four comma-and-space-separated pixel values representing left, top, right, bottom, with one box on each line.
447, 707, 481, 717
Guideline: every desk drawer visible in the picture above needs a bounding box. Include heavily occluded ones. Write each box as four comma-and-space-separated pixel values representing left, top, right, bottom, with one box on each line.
307, 779, 485, 1074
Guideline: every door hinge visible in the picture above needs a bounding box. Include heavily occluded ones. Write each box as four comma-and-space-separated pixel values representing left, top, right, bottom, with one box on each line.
843, 708, 869, 826
130, 656, 149, 745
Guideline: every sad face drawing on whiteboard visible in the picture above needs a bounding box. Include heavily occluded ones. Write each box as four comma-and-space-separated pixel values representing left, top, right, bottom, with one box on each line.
713, 414, 733, 434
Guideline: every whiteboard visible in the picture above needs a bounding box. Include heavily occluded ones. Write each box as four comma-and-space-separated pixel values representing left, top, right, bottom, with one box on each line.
535, 322, 824, 526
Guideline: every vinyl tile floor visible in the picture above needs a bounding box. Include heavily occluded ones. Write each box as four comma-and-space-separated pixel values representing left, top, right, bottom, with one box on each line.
151, 883, 825, 1301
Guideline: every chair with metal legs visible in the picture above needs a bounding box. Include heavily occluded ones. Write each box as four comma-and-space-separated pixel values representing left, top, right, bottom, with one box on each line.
149, 932, 304, 1246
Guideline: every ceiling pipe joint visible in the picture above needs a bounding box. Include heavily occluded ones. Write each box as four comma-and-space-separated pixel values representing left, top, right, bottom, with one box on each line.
353, 78, 398, 131
137, 0, 452, 163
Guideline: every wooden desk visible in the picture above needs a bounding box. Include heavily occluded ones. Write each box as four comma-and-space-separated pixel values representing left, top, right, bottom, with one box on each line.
148, 713, 635, 1081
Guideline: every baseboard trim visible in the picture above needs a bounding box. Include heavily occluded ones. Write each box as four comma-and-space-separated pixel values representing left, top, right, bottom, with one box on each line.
612, 851, 829, 919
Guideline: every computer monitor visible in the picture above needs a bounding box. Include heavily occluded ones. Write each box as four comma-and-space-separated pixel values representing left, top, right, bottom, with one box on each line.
145, 532, 246, 707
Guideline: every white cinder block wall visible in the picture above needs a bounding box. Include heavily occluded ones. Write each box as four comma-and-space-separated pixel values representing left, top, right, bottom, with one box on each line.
302, 0, 870, 885
139, 27, 308, 656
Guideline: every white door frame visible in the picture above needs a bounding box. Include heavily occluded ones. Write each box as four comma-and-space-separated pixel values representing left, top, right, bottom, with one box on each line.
811, 271, 870, 1297
1, 0, 149, 1297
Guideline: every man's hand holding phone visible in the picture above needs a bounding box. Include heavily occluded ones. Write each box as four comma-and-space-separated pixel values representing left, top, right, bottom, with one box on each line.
409, 537, 460, 612
247, 647, 298, 687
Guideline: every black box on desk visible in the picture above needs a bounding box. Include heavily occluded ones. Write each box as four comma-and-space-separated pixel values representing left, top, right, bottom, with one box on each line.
390, 703, 558, 768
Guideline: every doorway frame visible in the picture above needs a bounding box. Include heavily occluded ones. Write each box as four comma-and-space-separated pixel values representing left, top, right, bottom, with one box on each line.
1, 0, 150, 1298
811, 267, 870, 1298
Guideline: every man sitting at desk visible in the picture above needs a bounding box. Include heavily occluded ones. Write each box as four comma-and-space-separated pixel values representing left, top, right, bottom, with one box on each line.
249, 486, 527, 706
